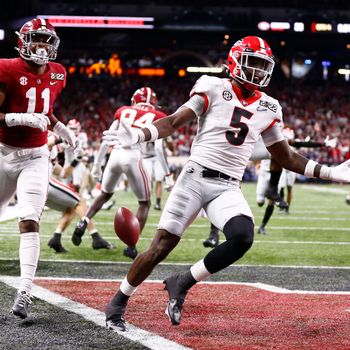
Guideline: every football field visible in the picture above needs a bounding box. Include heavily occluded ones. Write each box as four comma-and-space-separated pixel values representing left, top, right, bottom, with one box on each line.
0, 183, 349, 349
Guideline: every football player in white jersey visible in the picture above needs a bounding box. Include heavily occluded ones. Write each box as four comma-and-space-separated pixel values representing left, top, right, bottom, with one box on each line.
72, 87, 167, 259
46, 132, 114, 252
102, 36, 350, 331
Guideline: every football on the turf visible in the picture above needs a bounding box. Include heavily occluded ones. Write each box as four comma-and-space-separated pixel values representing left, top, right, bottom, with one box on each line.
114, 207, 140, 246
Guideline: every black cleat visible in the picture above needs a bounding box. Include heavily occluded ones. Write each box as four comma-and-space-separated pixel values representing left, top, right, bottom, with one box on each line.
163, 274, 189, 326
165, 298, 184, 326
203, 232, 219, 248
265, 185, 289, 210
92, 232, 115, 250
346, 194, 350, 205
48, 234, 68, 253
257, 225, 267, 235
72, 218, 88, 246
106, 302, 127, 332
154, 203, 161, 210
123, 246, 138, 259
11, 291, 32, 319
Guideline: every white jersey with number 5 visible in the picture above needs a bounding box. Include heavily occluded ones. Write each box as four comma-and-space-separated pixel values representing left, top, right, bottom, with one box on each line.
187, 75, 284, 180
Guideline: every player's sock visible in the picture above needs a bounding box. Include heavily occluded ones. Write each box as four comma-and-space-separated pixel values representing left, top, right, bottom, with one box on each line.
19, 232, 40, 293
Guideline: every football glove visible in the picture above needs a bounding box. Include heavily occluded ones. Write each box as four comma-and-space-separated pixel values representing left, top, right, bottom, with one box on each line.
102, 120, 145, 147
91, 164, 102, 181
323, 136, 337, 148
320, 159, 350, 183
5, 113, 50, 132
164, 174, 175, 192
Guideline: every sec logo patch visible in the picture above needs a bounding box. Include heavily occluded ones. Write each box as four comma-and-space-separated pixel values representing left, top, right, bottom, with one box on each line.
222, 90, 232, 101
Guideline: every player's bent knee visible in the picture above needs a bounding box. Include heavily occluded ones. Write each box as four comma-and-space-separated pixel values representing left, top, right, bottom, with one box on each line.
223, 215, 254, 248
18, 204, 41, 223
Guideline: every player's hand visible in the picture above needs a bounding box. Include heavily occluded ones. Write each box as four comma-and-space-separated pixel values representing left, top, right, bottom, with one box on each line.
102, 120, 144, 147
91, 164, 102, 181
5, 113, 50, 132
324, 136, 337, 148
322, 160, 350, 183
164, 174, 175, 191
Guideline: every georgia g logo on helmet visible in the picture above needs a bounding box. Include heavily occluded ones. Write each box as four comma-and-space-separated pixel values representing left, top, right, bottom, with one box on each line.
224, 36, 275, 90
15, 18, 60, 66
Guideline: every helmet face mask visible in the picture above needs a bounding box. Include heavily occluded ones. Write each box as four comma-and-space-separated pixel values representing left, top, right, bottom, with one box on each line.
225, 36, 275, 90
131, 87, 158, 108
16, 18, 60, 65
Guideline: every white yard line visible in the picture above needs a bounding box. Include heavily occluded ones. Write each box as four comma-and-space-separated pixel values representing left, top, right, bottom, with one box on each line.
0, 257, 349, 269
0, 233, 349, 246
0, 276, 191, 350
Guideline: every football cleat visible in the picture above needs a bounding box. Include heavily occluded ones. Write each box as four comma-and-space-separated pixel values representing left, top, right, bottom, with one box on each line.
203, 230, 219, 248
106, 301, 127, 332
11, 291, 32, 319
265, 185, 289, 210
257, 225, 267, 235
48, 234, 68, 253
165, 298, 184, 326
91, 233, 115, 250
72, 218, 88, 246
154, 203, 161, 210
106, 319, 127, 332
123, 246, 138, 260
163, 274, 189, 326
346, 194, 350, 205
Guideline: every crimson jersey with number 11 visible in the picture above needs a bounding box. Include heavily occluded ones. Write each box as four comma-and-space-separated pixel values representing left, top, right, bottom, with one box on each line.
0, 57, 66, 148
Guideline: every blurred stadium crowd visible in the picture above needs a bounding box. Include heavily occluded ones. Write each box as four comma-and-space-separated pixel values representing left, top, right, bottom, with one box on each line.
54, 71, 349, 167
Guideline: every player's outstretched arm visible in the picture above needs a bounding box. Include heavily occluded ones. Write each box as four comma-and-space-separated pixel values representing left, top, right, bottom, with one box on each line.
268, 140, 350, 183
103, 107, 196, 147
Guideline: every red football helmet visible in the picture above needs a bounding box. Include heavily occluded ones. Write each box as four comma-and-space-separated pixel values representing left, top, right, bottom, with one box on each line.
16, 18, 60, 65
225, 36, 275, 90
67, 118, 81, 136
131, 87, 158, 108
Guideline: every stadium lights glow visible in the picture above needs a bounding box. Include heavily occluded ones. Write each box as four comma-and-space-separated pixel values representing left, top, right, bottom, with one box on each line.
322, 61, 331, 67
337, 23, 350, 33
338, 68, 350, 75
0, 29, 4, 40
304, 59, 312, 65
293, 22, 304, 32
186, 67, 223, 73
257, 21, 270, 31
38, 15, 154, 29
270, 22, 290, 31
311, 22, 332, 32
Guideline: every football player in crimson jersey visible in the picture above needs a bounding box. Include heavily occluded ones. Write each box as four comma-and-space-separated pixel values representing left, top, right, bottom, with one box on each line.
72, 87, 170, 259
0, 18, 82, 319
102, 36, 350, 331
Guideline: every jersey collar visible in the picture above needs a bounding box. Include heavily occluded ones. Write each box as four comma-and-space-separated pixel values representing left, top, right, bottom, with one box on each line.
230, 80, 262, 107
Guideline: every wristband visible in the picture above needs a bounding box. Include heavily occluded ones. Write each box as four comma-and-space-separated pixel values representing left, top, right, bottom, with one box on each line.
137, 129, 146, 143
144, 124, 159, 142
319, 166, 332, 180
304, 160, 318, 178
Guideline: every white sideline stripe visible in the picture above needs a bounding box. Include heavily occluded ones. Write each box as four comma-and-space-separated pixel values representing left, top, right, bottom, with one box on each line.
0, 233, 349, 246
0, 256, 349, 269
22, 276, 350, 295
301, 185, 348, 194
0, 276, 191, 350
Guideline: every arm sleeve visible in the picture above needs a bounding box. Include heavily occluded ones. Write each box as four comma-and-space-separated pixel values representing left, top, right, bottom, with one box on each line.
181, 94, 206, 117
154, 139, 170, 175
261, 123, 285, 147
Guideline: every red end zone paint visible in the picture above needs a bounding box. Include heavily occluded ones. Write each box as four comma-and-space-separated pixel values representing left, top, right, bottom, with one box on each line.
34, 279, 350, 350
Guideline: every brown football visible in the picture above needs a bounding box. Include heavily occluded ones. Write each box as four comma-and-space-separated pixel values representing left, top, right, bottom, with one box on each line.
114, 207, 140, 246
